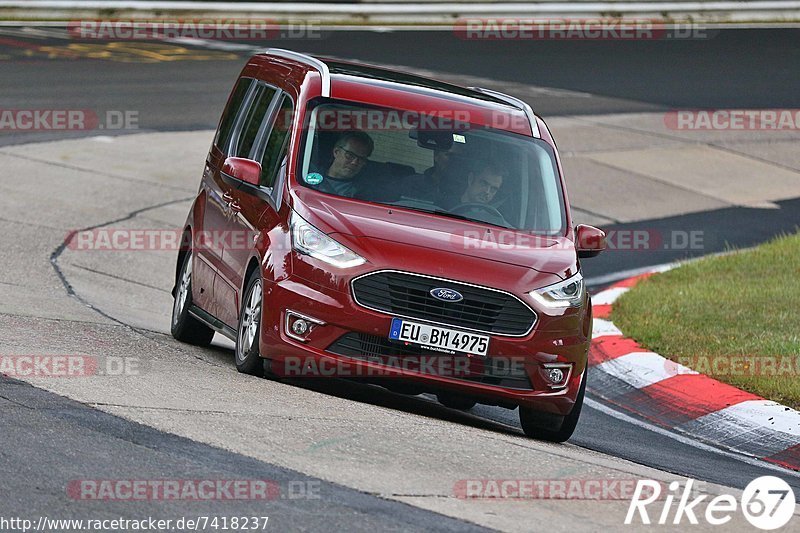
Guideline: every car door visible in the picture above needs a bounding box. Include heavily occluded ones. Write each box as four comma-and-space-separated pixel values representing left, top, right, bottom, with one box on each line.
213, 82, 279, 328
224, 93, 295, 325
193, 77, 255, 314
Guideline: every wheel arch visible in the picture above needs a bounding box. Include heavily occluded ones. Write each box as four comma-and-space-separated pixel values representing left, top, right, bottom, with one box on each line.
242, 255, 262, 296
173, 225, 193, 297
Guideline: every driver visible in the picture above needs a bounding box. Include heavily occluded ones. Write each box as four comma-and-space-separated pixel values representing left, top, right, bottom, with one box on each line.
458, 160, 505, 205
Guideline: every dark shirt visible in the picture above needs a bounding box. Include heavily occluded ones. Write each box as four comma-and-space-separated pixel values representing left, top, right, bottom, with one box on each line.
304, 163, 361, 198
304, 162, 405, 203
421, 166, 466, 209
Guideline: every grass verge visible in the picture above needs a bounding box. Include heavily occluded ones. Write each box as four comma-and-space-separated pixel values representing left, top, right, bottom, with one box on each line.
611, 231, 800, 410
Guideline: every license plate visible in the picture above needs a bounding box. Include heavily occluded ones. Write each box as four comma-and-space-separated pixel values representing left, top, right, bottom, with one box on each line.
388, 318, 489, 356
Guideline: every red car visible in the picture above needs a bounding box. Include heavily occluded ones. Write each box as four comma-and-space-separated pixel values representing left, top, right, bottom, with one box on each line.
171, 48, 606, 442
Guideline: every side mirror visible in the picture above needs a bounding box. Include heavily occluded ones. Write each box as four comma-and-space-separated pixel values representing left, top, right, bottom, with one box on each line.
222, 157, 261, 187
576, 224, 606, 258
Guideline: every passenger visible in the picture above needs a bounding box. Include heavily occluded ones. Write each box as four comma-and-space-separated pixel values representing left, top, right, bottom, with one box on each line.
424, 148, 454, 191
411, 145, 464, 205
307, 131, 374, 197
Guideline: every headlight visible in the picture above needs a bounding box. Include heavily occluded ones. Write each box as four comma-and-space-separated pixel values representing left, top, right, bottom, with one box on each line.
290, 212, 366, 269
529, 272, 584, 308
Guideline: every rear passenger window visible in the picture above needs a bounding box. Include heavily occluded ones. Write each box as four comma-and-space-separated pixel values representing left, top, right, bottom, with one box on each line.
214, 78, 252, 153
234, 84, 278, 159
258, 96, 294, 188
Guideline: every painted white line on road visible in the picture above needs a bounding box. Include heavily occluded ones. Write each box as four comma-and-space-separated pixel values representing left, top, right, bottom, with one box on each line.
694, 400, 800, 437
584, 397, 800, 479
165, 37, 259, 52
591, 318, 623, 338
595, 351, 697, 389
586, 262, 677, 288
591, 286, 629, 305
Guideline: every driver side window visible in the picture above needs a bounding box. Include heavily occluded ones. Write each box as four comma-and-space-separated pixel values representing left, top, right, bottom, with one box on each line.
255, 95, 294, 188
232, 84, 278, 159
214, 78, 253, 154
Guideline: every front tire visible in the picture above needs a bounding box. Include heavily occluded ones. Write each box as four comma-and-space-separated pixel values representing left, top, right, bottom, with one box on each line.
171, 251, 215, 346
235, 270, 265, 376
519, 369, 586, 443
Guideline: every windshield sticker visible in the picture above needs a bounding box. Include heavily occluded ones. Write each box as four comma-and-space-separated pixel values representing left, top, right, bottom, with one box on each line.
305, 172, 324, 185
453, 134, 466, 143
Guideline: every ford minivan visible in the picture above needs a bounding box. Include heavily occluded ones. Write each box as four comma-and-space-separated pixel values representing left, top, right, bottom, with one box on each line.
171, 48, 606, 442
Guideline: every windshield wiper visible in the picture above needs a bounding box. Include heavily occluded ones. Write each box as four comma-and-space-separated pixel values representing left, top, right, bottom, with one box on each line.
416, 208, 513, 230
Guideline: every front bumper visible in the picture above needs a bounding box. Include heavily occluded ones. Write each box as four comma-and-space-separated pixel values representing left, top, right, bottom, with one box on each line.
260, 271, 591, 416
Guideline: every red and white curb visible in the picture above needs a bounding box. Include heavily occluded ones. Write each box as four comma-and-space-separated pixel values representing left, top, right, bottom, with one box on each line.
588, 269, 800, 472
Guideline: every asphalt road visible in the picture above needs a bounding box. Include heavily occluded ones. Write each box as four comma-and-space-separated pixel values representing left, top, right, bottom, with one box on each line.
2, 27, 800, 137
1, 25, 800, 531
0, 375, 486, 532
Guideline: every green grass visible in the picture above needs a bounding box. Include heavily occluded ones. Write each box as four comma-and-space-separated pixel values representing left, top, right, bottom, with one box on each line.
611, 231, 800, 410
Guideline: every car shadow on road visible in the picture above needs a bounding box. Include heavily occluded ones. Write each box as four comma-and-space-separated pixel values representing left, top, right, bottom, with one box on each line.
191, 338, 527, 440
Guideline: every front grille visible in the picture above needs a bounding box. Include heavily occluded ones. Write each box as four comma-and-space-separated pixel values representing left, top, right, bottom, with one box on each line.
351, 271, 536, 336
327, 332, 533, 390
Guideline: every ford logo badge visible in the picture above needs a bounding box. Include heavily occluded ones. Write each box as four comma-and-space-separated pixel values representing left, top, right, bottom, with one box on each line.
430, 288, 463, 302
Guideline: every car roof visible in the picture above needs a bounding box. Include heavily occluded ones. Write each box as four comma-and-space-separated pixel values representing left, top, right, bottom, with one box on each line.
323, 59, 509, 105
259, 49, 540, 138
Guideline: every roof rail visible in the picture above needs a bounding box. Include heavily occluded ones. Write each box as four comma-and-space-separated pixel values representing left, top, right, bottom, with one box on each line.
265, 48, 331, 97
469, 87, 540, 138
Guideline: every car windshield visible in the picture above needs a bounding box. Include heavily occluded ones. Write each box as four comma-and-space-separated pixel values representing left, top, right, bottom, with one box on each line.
298, 101, 566, 233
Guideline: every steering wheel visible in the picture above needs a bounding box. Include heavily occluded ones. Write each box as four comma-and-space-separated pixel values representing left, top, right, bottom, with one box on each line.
449, 202, 510, 227
450, 202, 505, 219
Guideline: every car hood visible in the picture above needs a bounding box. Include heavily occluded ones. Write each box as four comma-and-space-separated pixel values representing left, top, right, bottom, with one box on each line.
293, 191, 577, 280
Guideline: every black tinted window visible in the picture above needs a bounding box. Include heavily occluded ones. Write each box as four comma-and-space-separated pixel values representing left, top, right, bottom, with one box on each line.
259, 96, 294, 187
214, 78, 252, 153
235, 85, 277, 159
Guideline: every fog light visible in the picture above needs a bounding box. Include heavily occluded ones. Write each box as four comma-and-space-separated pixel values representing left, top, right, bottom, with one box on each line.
546, 368, 564, 383
285, 310, 325, 343
541, 363, 572, 389
291, 319, 309, 336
